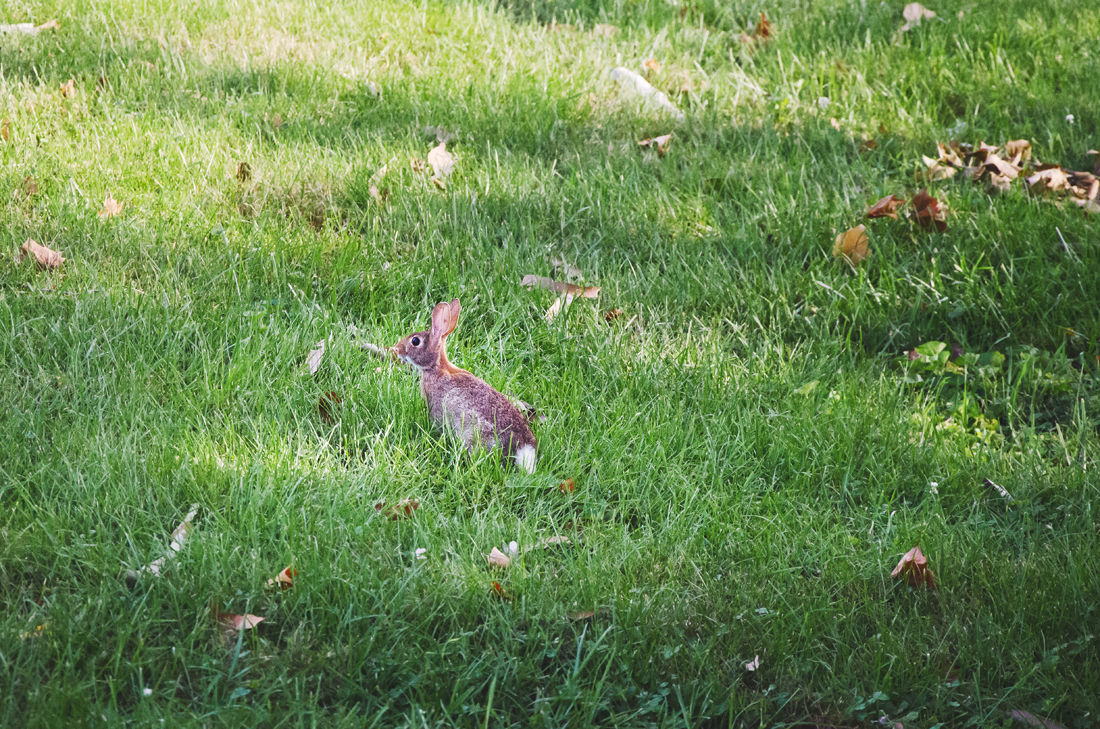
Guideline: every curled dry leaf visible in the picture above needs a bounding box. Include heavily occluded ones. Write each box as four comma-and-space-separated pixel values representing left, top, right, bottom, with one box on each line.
638, 133, 672, 158
235, 161, 251, 183
375, 498, 420, 520
1026, 167, 1071, 194
1004, 139, 1032, 163
20, 239, 65, 269
427, 142, 455, 179
521, 275, 600, 299
487, 547, 511, 569
752, 12, 772, 41
832, 224, 870, 265
306, 340, 325, 375
568, 610, 596, 620
900, 3, 936, 31
866, 194, 906, 219
267, 566, 297, 590
126, 504, 200, 582
891, 545, 937, 589
558, 478, 576, 494
318, 391, 342, 424
210, 599, 265, 632
97, 193, 123, 220
910, 189, 947, 232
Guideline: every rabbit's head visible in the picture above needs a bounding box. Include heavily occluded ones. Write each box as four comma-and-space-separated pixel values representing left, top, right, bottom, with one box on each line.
393, 298, 461, 373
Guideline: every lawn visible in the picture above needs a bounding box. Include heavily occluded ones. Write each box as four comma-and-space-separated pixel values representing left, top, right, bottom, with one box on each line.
1, 0, 1099, 726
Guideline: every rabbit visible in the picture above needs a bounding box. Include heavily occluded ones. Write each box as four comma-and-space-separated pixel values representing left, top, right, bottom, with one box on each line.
393, 298, 538, 473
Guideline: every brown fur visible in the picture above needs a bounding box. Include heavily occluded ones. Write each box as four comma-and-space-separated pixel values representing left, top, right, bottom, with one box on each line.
394, 299, 536, 460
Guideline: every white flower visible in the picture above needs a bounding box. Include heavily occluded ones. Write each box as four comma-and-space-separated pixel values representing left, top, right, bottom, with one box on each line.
415, 548, 427, 560
507, 541, 519, 555
930, 481, 939, 495
143, 688, 153, 697
1066, 114, 1075, 124
817, 96, 831, 110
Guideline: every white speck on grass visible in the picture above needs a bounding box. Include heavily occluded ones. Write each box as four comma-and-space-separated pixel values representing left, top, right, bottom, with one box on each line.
415, 548, 427, 560
143, 688, 153, 697
507, 541, 518, 555
930, 481, 939, 495
1066, 114, 1075, 123
817, 97, 830, 110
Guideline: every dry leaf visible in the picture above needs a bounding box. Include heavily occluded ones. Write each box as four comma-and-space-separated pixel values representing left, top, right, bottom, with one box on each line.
126, 504, 200, 582
410, 157, 426, 174
428, 142, 455, 178
210, 599, 265, 632
603, 308, 623, 322
267, 566, 297, 590
558, 478, 575, 494
830, 118, 842, 131
306, 340, 325, 375
1026, 167, 1071, 193
97, 193, 123, 220
318, 391, 342, 424
60, 79, 75, 97
891, 545, 937, 589
487, 547, 511, 569
638, 133, 672, 158
910, 189, 948, 232
431, 176, 447, 191
643, 58, 662, 74
900, 3, 936, 31
541, 535, 572, 547
235, 161, 251, 183
977, 153, 1019, 180
1006, 710, 1065, 729
744, 654, 762, 672
20, 239, 65, 269
922, 154, 957, 180
543, 294, 572, 321
593, 24, 620, 38
375, 498, 420, 520
369, 185, 390, 205
490, 581, 511, 601
752, 12, 772, 41
23, 176, 37, 196
567, 610, 595, 620
0, 19, 59, 35
1, 118, 9, 143
550, 257, 584, 279
832, 224, 870, 265
866, 194, 906, 219
1004, 139, 1032, 163
521, 275, 600, 299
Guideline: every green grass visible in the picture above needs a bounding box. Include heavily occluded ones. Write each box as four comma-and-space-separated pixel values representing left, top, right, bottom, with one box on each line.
1, 0, 1099, 726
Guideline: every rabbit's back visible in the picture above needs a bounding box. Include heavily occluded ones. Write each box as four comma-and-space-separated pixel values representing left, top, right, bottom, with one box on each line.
424, 371, 535, 456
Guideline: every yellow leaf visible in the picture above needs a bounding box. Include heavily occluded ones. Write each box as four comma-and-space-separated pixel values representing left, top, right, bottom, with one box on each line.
832, 225, 870, 265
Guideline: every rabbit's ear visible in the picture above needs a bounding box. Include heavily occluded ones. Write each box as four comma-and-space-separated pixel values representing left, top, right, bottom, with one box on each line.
430, 298, 461, 341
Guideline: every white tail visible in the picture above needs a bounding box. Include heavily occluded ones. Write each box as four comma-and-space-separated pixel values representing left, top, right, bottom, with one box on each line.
514, 445, 537, 474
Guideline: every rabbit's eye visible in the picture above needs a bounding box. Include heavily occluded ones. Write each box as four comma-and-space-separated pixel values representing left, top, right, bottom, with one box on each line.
412, 336, 421, 347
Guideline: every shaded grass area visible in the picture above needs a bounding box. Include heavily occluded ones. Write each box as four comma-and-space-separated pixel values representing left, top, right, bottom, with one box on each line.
1, 0, 1099, 726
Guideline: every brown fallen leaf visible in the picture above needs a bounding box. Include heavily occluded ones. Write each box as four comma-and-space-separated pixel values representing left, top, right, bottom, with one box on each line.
490, 581, 512, 601
1026, 167, 1071, 194
97, 193, 123, 220
267, 566, 297, 590
235, 161, 251, 183
832, 224, 870, 265
521, 275, 600, 299
922, 154, 957, 180
900, 3, 936, 31
752, 12, 772, 41
1006, 710, 1065, 729
910, 189, 947, 232
558, 478, 576, 494
428, 142, 455, 179
1, 118, 9, 143
487, 547, 511, 569
891, 545, 937, 589
867, 194, 906, 219
410, 157, 426, 174
20, 239, 65, 269
375, 498, 419, 520
541, 535, 572, 547
603, 308, 623, 322
23, 175, 38, 196
318, 391, 341, 424
638, 133, 672, 158
643, 58, 662, 74
567, 610, 595, 620
60, 79, 75, 98
593, 24, 620, 38
1004, 139, 1032, 164
210, 599, 265, 632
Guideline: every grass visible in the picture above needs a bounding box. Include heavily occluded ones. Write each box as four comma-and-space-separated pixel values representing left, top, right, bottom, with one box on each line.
1, 0, 1099, 726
